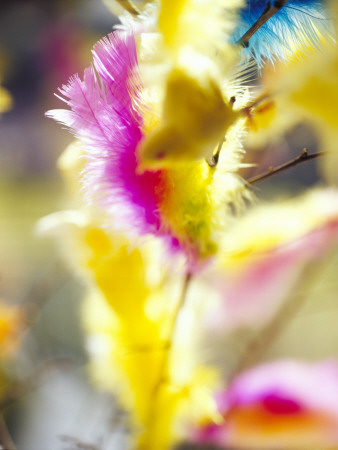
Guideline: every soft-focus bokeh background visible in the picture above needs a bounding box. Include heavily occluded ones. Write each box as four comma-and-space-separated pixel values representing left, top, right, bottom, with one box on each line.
0, 2, 125, 448
0, 1, 336, 449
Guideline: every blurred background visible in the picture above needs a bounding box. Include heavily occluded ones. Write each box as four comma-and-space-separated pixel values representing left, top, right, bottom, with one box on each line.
0, 1, 335, 449
0, 1, 125, 448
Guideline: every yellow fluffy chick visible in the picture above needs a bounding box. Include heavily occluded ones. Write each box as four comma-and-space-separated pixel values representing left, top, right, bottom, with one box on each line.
139, 68, 239, 167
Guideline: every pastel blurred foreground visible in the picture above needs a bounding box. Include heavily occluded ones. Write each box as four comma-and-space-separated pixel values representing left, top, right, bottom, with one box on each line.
2, 0, 338, 449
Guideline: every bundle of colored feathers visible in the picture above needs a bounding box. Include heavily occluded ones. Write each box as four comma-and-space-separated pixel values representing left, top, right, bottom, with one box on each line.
44, 0, 338, 449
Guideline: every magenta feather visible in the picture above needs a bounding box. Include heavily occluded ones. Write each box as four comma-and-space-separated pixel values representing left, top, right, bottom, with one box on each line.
47, 32, 168, 238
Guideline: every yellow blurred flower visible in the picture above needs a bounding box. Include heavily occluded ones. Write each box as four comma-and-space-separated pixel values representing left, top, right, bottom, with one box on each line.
0, 301, 24, 359
0, 73, 12, 115
0, 86, 11, 114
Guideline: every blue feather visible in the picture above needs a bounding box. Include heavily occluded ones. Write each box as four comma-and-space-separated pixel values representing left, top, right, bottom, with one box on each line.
233, 0, 333, 66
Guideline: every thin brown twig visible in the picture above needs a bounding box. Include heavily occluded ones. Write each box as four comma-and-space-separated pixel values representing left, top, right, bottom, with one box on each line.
115, 0, 141, 16
238, 0, 291, 48
207, 97, 237, 168
206, 140, 224, 167
247, 148, 326, 185
207, 95, 275, 169
142, 272, 191, 443
155, 271, 191, 389
228, 260, 323, 382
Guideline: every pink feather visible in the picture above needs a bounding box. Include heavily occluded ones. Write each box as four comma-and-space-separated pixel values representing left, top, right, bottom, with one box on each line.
47, 32, 169, 239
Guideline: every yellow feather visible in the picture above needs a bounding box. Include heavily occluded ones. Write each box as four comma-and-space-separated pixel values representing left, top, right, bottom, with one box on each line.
139, 68, 239, 165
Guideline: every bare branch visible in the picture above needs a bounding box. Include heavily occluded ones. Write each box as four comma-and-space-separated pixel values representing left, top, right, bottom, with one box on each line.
238, 0, 291, 48
228, 253, 331, 382
144, 272, 192, 439
247, 148, 326, 185
115, 0, 141, 16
